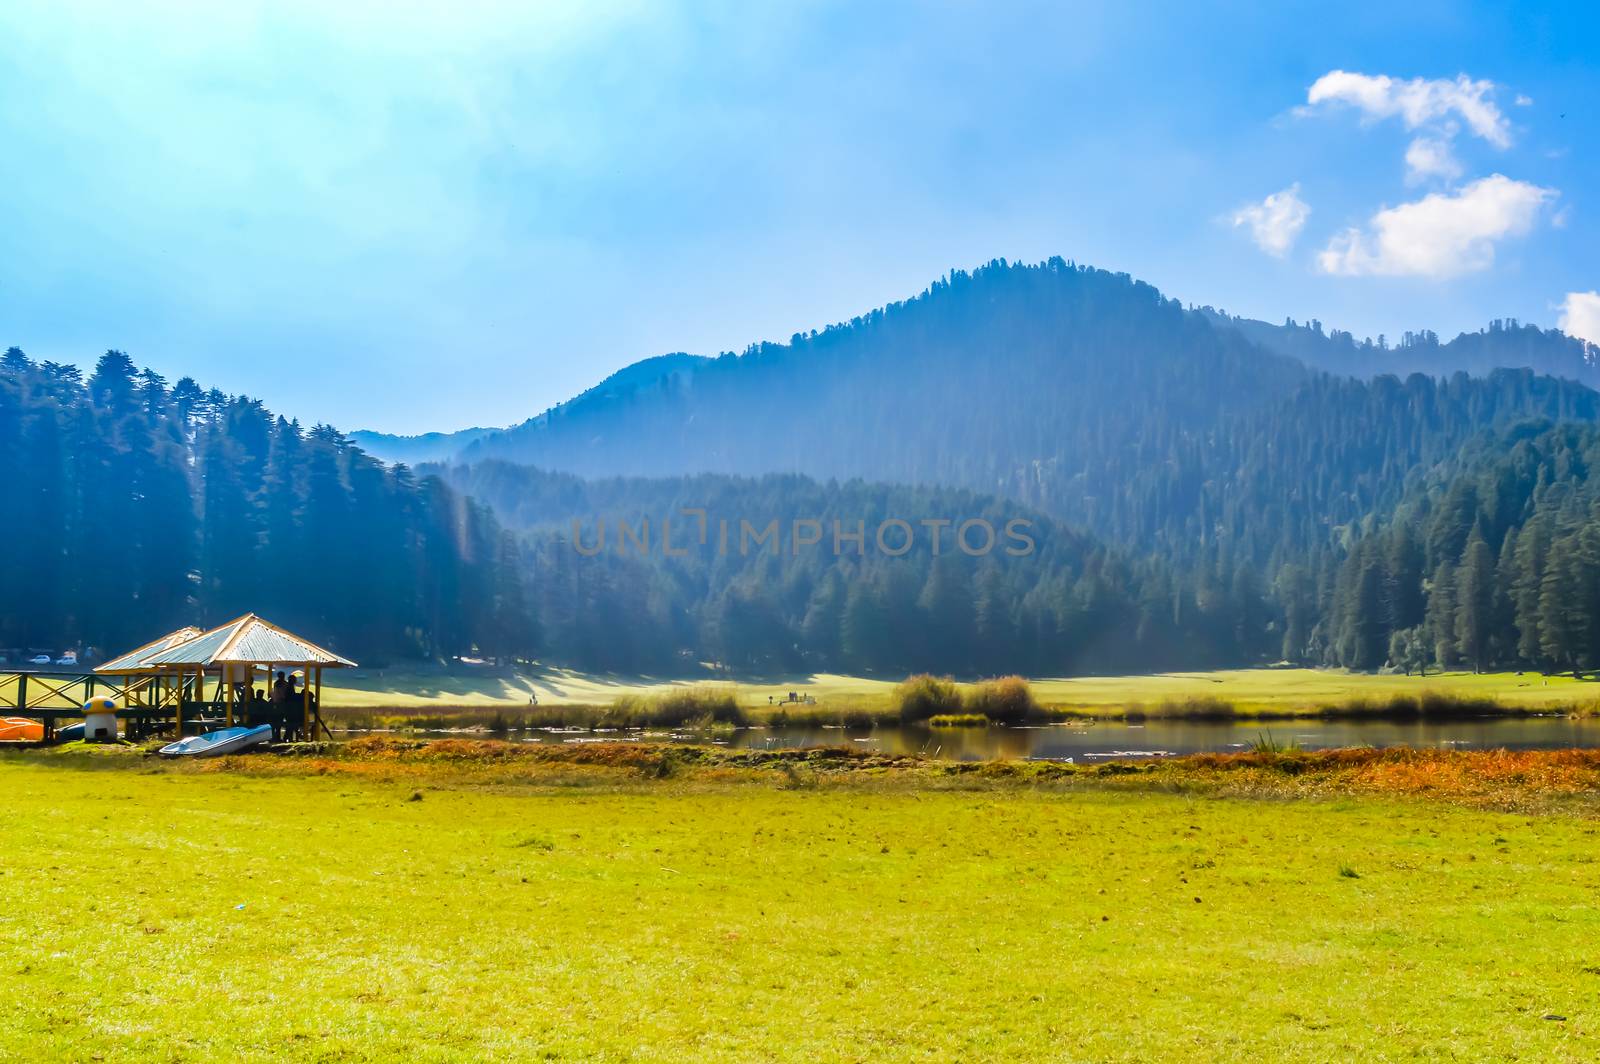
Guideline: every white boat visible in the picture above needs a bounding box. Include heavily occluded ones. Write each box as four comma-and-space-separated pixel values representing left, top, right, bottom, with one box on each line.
158, 724, 273, 758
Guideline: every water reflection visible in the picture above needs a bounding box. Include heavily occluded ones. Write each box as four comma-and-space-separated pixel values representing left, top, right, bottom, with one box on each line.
335, 714, 1600, 761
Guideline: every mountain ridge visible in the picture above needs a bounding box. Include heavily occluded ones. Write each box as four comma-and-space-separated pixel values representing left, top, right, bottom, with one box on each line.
356, 258, 1600, 465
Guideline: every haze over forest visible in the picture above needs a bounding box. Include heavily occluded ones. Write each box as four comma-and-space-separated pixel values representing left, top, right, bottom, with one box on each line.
9, 258, 1600, 679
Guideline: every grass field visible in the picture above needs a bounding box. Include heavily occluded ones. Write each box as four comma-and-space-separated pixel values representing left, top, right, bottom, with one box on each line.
319, 664, 1600, 718
2, 746, 1599, 1060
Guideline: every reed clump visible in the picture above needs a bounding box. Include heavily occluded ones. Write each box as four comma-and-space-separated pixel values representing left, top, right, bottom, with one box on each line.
766, 704, 881, 728
608, 687, 747, 727
326, 687, 748, 732
1331, 692, 1507, 718
927, 713, 989, 728
962, 676, 1040, 723
891, 675, 963, 723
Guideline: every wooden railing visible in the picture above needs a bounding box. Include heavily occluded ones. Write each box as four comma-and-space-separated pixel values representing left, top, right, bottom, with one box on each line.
0, 671, 187, 712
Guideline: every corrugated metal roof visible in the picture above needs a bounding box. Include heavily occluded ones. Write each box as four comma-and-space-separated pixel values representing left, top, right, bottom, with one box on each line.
139, 614, 357, 668
141, 618, 246, 667
222, 619, 358, 667
96, 626, 204, 674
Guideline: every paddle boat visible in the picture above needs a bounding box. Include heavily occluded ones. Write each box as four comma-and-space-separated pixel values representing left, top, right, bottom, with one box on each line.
0, 716, 43, 742
158, 724, 273, 758
56, 721, 86, 741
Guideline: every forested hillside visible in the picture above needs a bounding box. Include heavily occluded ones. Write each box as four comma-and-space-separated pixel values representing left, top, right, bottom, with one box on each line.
15, 258, 1600, 681
1205, 311, 1599, 387
430, 261, 1600, 677
347, 426, 495, 468
455, 260, 1600, 577
0, 348, 535, 663
1324, 420, 1600, 675
440, 462, 1269, 675
461, 260, 1310, 487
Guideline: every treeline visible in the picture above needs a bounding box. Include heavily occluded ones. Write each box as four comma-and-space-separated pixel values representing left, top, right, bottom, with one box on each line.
0, 348, 535, 663
1208, 310, 1600, 388
1323, 421, 1600, 674
442, 462, 1272, 675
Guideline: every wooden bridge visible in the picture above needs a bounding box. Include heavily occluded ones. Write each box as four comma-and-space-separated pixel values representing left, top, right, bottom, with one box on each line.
0, 670, 191, 741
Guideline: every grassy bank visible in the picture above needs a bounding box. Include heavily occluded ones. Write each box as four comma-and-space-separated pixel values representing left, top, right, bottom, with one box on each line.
318, 665, 1600, 724
3, 743, 1598, 1060
318, 659, 1593, 716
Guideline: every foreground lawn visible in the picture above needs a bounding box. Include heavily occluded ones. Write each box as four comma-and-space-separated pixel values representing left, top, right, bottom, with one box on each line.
320, 663, 1597, 717
2, 753, 1597, 1060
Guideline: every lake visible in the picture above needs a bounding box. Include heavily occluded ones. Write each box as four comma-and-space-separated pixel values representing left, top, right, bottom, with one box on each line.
337, 714, 1600, 760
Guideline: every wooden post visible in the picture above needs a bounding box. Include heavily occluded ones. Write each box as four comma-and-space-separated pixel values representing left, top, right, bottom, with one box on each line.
175, 668, 185, 738
226, 665, 235, 727
313, 668, 322, 742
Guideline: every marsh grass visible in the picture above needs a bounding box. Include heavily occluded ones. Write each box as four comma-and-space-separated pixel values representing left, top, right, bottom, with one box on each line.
324, 681, 1561, 735
611, 686, 747, 726
1249, 731, 1300, 754
927, 713, 989, 728
894, 675, 1042, 724
328, 687, 748, 732
1122, 695, 1238, 721
891, 674, 963, 722
962, 676, 1040, 722
1336, 692, 1507, 718
765, 703, 880, 728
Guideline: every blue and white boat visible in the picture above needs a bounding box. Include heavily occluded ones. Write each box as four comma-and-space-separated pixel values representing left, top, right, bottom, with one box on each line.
158, 724, 273, 758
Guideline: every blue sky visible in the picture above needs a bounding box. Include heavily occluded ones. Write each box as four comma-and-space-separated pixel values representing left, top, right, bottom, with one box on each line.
0, 1, 1595, 433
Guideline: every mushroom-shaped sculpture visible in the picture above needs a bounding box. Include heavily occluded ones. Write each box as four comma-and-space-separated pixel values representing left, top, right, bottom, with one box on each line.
83, 695, 118, 742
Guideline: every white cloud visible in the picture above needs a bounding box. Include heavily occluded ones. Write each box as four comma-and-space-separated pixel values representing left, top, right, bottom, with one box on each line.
1304, 70, 1511, 148
1515, 94, 1534, 107
1404, 136, 1462, 183
1231, 184, 1310, 257
1560, 292, 1600, 350
1318, 174, 1554, 278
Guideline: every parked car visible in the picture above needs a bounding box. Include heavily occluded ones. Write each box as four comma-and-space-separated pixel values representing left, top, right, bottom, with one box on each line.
28, 654, 51, 665
55, 651, 78, 666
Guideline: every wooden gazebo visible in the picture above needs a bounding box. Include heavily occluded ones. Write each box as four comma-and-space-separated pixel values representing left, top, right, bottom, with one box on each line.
96, 614, 356, 739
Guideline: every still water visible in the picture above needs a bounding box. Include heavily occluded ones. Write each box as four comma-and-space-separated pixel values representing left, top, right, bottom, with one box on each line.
338, 715, 1600, 761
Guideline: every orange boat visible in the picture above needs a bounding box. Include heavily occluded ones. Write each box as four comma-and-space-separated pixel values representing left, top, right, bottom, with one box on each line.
0, 716, 44, 742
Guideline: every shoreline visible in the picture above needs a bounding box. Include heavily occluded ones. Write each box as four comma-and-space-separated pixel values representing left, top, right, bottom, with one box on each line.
13, 736, 1600, 813
322, 698, 1592, 730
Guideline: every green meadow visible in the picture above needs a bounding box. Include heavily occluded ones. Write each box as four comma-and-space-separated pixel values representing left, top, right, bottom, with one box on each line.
2, 749, 1598, 1061
320, 664, 1599, 718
